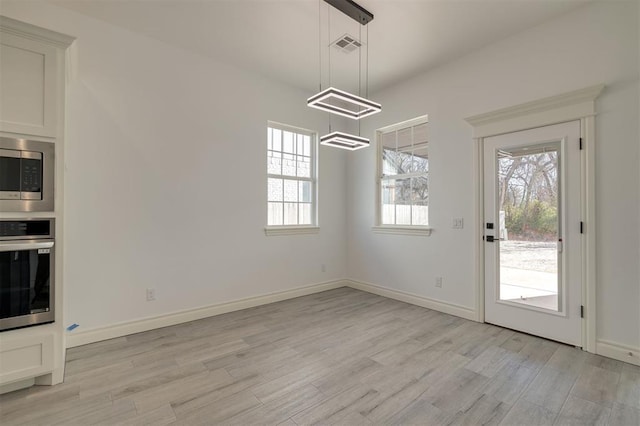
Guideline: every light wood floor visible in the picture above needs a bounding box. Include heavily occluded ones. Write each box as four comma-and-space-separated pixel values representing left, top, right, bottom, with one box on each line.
1, 287, 639, 425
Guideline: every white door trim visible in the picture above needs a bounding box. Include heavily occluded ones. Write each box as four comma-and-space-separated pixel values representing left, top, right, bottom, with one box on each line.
465, 84, 604, 353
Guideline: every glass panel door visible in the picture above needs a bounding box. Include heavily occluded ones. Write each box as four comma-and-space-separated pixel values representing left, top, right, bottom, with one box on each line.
497, 144, 561, 311
483, 121, 582, 346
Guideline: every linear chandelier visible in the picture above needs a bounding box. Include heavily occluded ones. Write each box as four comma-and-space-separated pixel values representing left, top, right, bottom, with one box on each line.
308, 0, 380, 150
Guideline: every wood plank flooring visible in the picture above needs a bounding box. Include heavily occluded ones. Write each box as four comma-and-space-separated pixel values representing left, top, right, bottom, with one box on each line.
1, 287, 638, 425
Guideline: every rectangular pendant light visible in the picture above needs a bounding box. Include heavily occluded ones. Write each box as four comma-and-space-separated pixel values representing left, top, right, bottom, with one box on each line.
320, 131, 369, 151
307, 87, 381, 120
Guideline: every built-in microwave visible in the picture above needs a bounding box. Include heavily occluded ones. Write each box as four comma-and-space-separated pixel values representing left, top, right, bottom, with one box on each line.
0, 137, 54, 212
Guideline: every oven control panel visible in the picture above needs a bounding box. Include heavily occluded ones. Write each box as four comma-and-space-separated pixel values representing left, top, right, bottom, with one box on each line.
0, 219, 52, 239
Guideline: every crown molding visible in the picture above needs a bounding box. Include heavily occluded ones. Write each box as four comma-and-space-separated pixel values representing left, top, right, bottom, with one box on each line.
1, 16, 75, 48
465, 84, 605, 138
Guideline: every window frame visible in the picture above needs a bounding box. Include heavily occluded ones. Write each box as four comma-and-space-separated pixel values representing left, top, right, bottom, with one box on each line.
373, 115, 432, 236
265, 121, 319, 235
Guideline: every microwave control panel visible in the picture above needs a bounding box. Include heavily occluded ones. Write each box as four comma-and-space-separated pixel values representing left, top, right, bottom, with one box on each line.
21, 157, 43, 192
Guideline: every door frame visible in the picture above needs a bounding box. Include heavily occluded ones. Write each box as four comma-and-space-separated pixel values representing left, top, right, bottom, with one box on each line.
465, 84, 604, 352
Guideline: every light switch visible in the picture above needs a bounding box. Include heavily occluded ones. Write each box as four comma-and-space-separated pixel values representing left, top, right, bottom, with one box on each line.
452, 218, 464, 229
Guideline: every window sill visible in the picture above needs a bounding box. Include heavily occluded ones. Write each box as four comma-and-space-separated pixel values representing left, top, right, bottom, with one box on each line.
371, 226, 433, 236
265, 226, 320, 236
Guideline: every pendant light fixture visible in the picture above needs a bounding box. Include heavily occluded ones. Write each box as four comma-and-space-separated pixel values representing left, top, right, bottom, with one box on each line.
320, 131, 370, 150
308, 0, 380, 151
308, 87, 381, 120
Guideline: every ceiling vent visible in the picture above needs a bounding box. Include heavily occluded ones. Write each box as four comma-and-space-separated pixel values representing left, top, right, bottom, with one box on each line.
332, 34, 362, 53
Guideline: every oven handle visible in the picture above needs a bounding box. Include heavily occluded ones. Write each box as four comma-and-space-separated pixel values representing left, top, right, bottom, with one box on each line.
0, 240, 54, 252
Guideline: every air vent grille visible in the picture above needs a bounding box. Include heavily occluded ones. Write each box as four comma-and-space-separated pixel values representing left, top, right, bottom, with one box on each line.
332, 34, 362, 53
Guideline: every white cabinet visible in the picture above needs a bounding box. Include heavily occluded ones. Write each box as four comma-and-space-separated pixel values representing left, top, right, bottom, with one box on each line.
0, 16, 73, 138
0, 33, 57, 137
0, 17, 73, 392
0, 333, 54, 385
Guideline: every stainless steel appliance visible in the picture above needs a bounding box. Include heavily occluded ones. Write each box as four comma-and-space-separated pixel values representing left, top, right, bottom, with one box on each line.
0, 137, 54, 212
0, 218, 55, 331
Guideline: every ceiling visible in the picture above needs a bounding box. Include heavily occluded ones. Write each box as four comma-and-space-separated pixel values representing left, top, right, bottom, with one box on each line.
53, 0, 591, 94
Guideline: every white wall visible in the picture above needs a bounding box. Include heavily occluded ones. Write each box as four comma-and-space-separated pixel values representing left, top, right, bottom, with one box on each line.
1, 1, 348, 332
637, 0, 640, 351
348, 1, 640, 350
2, 0, 638, 354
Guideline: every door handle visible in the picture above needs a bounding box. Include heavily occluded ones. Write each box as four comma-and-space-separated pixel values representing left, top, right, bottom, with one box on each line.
0, 240, 54, 252
485, 236, 502, 242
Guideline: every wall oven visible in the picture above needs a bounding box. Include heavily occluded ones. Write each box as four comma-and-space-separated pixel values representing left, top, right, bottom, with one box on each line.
0, 137, 54, 212
0, 219, 55, 332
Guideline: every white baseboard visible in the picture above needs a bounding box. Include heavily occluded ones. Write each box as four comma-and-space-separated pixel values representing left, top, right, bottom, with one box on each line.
73, 278, 636, 369
596, 339, 640, 366
0, 378, 34, 395
345, 279, 477, 321
66, 280, 346, 348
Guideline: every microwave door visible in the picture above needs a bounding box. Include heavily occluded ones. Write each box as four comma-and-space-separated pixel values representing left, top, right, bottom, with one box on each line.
0, 149, 22, 200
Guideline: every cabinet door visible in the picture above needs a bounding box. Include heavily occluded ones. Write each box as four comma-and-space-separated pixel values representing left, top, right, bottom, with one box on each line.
0, 333, 54, 385
0, 33, 57, 137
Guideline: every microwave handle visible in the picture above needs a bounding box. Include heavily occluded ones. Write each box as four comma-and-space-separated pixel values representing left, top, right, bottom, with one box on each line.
0, 149, 21, 158
0, 241, 54, 252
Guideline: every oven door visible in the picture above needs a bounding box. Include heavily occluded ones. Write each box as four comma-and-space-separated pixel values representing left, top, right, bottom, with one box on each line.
0, 240, 55, 331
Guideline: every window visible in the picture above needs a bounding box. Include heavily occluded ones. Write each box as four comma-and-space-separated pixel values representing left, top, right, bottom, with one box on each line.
267, 122, 317, 229
376, 116, 430, 231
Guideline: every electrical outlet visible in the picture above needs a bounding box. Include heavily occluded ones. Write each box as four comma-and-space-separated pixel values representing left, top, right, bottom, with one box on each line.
321, 264, 326, 272
435, 277, 443, 288
452, 218, 464, 229
146, 288, 156, 301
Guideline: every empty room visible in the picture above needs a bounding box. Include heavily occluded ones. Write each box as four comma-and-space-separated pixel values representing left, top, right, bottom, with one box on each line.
0, 0, 639, 424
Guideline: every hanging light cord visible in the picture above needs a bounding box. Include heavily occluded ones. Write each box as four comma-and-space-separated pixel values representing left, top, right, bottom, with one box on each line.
358, 21, 362, 137
366, 24, 369, 100
328, 2, 332, 133
318, 0, 322, 92
328, 3, 331, 89
359, 22, 362, 99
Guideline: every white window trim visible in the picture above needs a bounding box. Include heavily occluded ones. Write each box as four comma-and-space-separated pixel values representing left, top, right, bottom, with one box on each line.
372, 225, 432, 236
264, 226, 320, 236
265, 121, 318, 234
374, 115, 431, 236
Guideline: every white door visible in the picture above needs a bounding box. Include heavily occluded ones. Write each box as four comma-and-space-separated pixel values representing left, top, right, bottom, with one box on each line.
483, 121, 582, 346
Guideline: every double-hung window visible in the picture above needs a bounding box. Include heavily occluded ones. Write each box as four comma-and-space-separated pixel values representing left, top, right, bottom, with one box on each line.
376, 116, 430, 233
267, 122, 317, 230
